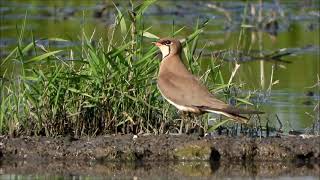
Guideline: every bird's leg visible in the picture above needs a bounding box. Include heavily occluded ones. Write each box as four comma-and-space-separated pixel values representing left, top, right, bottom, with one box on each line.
194, 114, 205, 136
185, 112, 192, 134
178, 110, 185, 134
177, 111, 195, 134
185, 119, 189, 134
190, 113, 196, 129
179, 118, 184, 134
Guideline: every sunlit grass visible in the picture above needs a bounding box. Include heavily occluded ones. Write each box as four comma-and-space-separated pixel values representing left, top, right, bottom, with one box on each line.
0, 1, 260, 137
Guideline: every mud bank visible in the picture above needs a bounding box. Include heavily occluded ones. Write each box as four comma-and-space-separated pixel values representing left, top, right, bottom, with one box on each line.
1, 135, 319, 162
1, 135, 320, 177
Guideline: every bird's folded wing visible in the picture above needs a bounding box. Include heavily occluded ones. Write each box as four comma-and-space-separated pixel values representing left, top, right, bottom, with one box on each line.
157, 72, 229, 109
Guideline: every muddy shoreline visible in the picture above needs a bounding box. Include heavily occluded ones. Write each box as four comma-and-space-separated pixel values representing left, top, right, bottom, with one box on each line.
1, 135, 320, 177
1, 135, 319, 162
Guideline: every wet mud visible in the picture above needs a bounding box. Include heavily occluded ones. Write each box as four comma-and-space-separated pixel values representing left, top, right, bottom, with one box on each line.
0, 135, 319, 177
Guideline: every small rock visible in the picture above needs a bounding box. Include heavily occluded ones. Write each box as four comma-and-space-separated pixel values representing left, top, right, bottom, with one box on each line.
133, 135, 138, 140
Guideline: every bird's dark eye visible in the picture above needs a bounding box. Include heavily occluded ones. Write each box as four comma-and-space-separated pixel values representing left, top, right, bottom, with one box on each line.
162, 40, 171, 45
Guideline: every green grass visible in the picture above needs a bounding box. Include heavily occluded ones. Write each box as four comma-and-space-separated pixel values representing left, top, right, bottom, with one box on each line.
0, 1, 258, 137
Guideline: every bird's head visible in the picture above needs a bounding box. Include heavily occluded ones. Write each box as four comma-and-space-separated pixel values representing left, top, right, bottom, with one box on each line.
153, 38, 182, 59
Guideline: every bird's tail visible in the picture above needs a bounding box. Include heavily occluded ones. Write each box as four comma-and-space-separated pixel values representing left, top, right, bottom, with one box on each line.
229, 108, 264, 115
202, 108, 249, 124
194, 105, 263, 124
222, 112, 249, 124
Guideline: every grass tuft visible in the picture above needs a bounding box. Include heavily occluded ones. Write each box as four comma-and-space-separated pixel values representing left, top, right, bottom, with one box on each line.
0, 1, 259, 137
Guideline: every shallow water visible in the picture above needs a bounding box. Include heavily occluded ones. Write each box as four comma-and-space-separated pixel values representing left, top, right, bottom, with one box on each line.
0, 0, 319, 178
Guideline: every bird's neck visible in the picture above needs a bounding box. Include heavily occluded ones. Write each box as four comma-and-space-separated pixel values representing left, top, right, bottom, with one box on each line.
159, 54, 190, 75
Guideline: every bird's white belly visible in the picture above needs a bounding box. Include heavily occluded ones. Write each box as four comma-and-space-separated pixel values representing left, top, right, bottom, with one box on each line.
164, 96, 196, 111
158, 86, 199, 112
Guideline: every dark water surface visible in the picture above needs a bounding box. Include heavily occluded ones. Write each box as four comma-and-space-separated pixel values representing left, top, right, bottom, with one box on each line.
0, 0, 319, 178
0, 160, 319, 180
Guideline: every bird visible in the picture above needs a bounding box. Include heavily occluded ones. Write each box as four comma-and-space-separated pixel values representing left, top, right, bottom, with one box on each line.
153, 38, 263, 124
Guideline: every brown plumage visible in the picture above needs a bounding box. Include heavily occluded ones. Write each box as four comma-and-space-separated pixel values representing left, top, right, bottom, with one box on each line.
154, 38, 263, 123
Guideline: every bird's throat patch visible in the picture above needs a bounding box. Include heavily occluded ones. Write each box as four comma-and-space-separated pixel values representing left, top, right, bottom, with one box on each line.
159, 45, 170, 59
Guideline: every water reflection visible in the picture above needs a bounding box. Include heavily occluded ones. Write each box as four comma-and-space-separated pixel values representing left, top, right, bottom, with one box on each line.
0, 160, 319, 179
